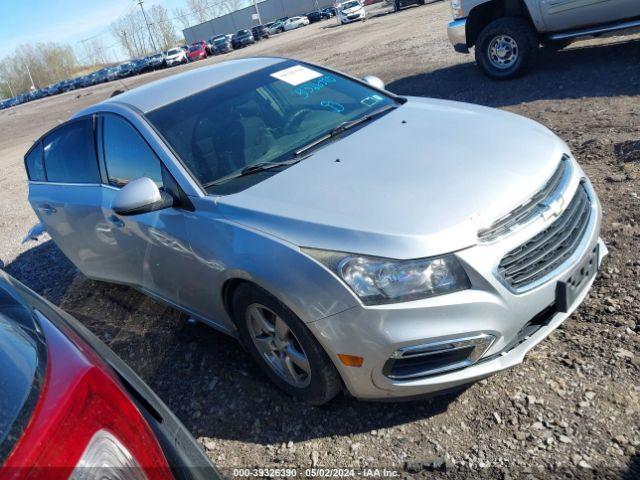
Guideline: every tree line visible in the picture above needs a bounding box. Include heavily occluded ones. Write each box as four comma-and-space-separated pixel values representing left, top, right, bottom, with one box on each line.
0, 0, 252, 98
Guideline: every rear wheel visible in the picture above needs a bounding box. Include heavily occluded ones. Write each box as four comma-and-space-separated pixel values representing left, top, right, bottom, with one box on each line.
474, 17, 539, 80
232, 284, 342, 405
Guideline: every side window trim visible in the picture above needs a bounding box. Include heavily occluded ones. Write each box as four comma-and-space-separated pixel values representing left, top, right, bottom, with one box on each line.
28, 114, 100, 185
99, 112, 194, 211
24, 140, 47, 182
100, 112, 163, 189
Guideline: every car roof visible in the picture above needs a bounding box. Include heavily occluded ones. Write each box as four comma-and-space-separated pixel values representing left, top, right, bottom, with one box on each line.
95, 57, 285, 113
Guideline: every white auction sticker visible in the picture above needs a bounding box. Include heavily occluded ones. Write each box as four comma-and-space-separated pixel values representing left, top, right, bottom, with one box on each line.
270, 65, 323, 86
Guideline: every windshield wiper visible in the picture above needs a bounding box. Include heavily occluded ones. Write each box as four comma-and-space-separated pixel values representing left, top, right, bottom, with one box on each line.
294, 103, 398, 156
204, 159, 301, 188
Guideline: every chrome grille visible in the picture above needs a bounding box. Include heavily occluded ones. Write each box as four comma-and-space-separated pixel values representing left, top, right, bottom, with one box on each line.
479, 156, 570, 242
498, 183, 591, 290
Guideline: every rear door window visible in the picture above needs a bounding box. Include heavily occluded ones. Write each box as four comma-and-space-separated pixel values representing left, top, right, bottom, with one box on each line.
42, 118, 99, 184
24, 143, 45, 181
102, 114, 163, 188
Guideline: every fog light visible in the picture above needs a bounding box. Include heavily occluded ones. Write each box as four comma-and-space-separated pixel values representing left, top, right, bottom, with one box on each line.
384, 334, 495, 380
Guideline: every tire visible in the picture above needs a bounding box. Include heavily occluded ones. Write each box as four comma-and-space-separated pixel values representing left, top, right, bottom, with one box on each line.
474, 17, 539, 80
418, 0, 426, 5
394, 1, 400, 12
232, 283, 342, 405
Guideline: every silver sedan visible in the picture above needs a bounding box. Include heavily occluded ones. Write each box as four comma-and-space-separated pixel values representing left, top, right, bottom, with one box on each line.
24, 57, 605, 403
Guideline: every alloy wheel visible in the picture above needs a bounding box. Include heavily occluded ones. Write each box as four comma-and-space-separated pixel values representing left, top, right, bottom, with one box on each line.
246, 303, 311, 388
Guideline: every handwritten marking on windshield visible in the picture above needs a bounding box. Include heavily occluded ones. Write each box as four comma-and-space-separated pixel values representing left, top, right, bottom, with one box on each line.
320, 100, 345, 113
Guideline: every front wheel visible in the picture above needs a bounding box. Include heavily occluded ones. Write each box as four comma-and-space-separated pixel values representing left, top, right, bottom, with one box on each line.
232, 283, 342, 405
474, 17, 539, 80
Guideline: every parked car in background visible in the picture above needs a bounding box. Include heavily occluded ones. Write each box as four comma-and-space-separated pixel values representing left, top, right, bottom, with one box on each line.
283, 16, 310, 31
131, 58, 151, 75
146, 52, 166, 70
210, 34, 234, 54
22, 57, 606, 404
337, 1, 367, 24
0, 271, 219, 478
447, 0, 640, 79
251, 24, 270, 40
70, 77, 84, 90
105, 66, 120, 81
306, 10, 330, 23
117, 61, 136, 78
322, 7, 337, 17
267, 21, 285, 34
165, 47, 188, 66
187, 42, 208, 61
0, 99, 10, 109
58, 79, 73, 92
391, 0, 425, 11
232, 29, 256, 48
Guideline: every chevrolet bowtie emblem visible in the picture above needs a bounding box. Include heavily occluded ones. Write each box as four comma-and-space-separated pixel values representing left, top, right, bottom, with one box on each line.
541, 196, 566, 220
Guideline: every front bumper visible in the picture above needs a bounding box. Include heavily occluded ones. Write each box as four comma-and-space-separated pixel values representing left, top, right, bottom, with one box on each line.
307, 178, 605, 400
340, 10, 366, 23
448, 18, 468, 53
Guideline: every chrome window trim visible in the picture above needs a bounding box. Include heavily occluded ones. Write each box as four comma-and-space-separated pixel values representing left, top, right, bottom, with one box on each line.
28, 181, 102, 187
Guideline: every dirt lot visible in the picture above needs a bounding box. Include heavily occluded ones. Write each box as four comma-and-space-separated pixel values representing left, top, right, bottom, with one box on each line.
1, 2, 639, 478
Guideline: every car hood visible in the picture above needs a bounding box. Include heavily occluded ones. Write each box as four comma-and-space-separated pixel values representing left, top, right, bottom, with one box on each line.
341, 5, 363, 13
216, 97, 568, 259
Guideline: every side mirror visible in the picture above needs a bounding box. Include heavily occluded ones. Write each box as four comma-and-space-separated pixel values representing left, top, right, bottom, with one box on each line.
362, 75, 385, 90
112, 177, 174, 216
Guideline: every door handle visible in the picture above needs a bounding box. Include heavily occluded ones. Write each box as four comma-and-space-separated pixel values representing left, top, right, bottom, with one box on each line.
107, 215, 125, 228
38, 204, 56, 214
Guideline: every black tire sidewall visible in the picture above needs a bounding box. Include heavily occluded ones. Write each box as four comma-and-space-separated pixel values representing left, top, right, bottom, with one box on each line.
232, 284, 342, 404
475, 17, 538, 80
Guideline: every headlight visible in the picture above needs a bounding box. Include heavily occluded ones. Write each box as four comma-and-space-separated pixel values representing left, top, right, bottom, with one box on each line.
450, 0, 463, 19
302, 249, 471, 305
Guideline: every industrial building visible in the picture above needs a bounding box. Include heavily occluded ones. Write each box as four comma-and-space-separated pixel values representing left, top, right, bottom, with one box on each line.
183, 0, 336, 43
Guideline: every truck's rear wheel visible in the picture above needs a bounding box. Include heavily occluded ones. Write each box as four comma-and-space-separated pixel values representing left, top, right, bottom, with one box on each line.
474, 17, 538, 80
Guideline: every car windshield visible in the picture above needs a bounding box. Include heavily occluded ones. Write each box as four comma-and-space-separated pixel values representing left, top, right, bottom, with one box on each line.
145, 60, 396, 193
342, 1, 360, 8
152, 53, 164, 59
189, 45, 200, 52
168, 48, 181, 55
214, 37, 227, 44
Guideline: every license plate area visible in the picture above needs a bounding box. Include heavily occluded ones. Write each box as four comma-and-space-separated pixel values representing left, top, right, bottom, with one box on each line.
555, 244, 599, 313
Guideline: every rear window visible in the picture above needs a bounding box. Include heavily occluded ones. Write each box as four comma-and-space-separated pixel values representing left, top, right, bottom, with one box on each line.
43, 118, 99, 184
25, 142, 45, 181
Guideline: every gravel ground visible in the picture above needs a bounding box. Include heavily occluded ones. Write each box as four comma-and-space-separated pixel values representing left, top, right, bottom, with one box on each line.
1, 2, 639, 478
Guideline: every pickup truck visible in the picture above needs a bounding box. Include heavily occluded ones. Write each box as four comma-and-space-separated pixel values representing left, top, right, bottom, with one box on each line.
447, 0, 640, 79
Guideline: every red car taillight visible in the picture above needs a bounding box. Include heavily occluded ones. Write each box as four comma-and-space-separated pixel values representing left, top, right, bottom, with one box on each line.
3, 312, 173, 480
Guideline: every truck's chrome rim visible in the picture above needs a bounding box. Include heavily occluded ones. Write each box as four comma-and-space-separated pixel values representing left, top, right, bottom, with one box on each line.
488, 35, 519, 69
246, 304, 311, 388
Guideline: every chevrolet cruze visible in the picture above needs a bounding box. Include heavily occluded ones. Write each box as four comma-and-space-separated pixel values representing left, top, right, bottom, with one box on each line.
24, 58, 605, 404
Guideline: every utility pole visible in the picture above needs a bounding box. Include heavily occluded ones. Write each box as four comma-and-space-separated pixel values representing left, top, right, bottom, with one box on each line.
253, 0, 262, 25
3, 79, 14, 97
314, 0, 320, 10
24, 61, 36, 91
137, 0, 158, 53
